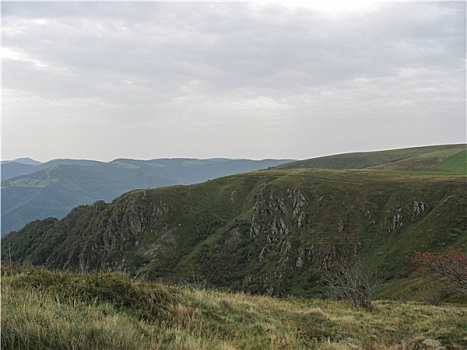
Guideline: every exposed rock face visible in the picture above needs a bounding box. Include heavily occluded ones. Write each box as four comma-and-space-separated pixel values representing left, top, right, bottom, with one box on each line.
291, 189, 307, 229
250, 188, 290, 239
75, 194, 174, 273
250, 188, 307, 245
412, 200, 427, 221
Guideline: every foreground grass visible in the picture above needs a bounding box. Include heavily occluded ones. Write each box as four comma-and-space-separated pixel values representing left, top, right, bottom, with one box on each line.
2, 266, 467, 349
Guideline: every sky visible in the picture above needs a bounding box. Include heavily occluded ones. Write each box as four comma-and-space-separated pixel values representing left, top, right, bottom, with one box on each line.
2, 0, 466, 162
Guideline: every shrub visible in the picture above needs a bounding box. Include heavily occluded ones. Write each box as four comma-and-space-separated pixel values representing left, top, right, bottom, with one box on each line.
319, 258, 375, 309
413, 245, 467, 294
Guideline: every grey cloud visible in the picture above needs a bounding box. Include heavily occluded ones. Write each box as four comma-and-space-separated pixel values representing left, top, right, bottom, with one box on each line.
4, 2, 464, 95
2, 1, 465, 160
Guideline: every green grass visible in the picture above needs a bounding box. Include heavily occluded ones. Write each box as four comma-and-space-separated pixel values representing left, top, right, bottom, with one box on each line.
2, 265, 467, 350
435, 150, 467, 174
276, 144, 467, 174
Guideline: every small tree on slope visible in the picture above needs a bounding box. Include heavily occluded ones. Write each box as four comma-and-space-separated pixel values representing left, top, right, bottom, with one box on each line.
320, 258, 375, 309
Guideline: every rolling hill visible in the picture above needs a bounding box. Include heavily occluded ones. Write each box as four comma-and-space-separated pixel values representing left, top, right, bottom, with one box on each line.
274, 144, 466, 173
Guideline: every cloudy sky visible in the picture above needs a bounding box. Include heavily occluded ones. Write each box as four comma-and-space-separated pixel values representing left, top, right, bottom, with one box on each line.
2, 1, 465, 162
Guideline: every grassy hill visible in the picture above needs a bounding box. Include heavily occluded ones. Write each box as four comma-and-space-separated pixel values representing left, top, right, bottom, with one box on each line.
2, 266, 466, 350
274, 144, 466, 174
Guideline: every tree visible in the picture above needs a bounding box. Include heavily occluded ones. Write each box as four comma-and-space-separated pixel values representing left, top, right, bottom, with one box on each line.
412, 245, 467, 294
320, 258, 375, 309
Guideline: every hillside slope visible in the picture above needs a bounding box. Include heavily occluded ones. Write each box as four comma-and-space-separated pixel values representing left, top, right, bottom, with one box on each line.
274, 144, 466, 173
3, 169, 466, 298
1, 158, 292, 235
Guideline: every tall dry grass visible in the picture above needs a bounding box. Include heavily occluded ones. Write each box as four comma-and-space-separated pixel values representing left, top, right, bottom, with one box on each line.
2, 265, 466, 349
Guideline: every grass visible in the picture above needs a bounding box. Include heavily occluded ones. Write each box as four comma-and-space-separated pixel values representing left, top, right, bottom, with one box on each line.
2, 265, 467, 349
276, 144, 466, 174
435, 150, 467, 174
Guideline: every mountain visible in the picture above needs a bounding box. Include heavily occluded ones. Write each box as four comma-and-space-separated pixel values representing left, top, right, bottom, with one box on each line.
1, 157, 42, 166
1, 159, 103, 181
3, 164, 466, 299
274, 144, 466, 174
1, 158, 293, 235
1, 161, 40, 180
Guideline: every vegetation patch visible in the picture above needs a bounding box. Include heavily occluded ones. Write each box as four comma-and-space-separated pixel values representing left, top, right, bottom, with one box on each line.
2, 266, 467, 349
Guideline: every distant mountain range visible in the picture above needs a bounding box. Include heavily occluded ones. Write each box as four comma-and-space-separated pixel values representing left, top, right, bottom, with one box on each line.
1, 158, 293, 235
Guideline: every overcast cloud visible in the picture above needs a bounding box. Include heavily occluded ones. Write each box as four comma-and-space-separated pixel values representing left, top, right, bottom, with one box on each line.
2, 1, 465, 161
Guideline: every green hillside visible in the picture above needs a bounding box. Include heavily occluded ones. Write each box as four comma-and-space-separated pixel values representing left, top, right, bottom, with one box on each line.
3, 266, 466, 349
3, 168, 466, 300
275, 144, 466, 174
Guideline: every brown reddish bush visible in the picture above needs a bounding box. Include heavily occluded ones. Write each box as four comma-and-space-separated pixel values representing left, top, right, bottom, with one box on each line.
413, 245, 467, 294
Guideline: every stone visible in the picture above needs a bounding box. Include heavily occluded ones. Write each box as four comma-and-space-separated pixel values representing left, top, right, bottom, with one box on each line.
422, 339, 442, 348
